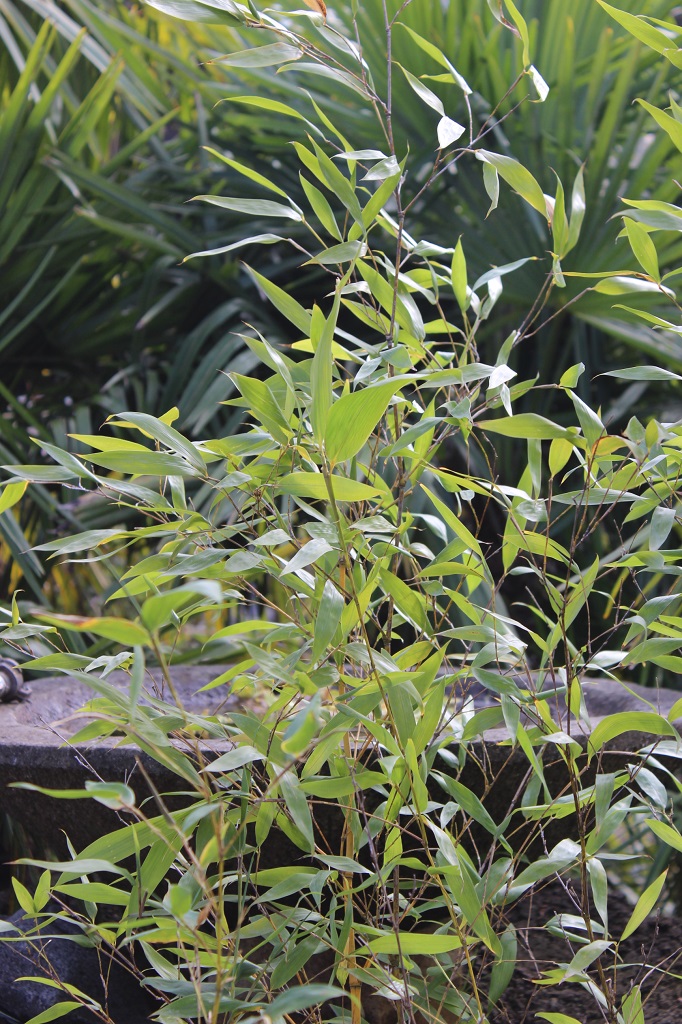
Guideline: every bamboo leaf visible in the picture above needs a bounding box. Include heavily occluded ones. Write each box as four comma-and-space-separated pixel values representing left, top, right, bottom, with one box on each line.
623, 219, 660, 281
277, 473, 380, 501
245, 266, 312, 335
477, 414, 574, 440
215, 43, 301, 67
476, 151, 547, 217
588, 712, 677, 758
325, 382, 403, 464
621, 870, 667, 940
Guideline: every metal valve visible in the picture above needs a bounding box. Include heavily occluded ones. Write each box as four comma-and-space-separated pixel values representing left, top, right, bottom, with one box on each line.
0, 659, 30, 702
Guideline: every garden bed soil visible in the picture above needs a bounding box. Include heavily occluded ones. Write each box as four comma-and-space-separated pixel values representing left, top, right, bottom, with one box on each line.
491, 878, 682, 1024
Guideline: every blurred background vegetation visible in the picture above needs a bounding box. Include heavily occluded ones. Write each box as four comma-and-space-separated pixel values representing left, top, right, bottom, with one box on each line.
2, 0, 682, 627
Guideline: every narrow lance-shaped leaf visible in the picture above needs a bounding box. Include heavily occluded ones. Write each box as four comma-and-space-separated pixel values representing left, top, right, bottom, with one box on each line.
596, 1, 672, 54
183, 233, 284, 263
568, 392, 604, 448
398, 65, 464, 149
144, 0, 246, 24
477, 413, 574, 440
565, 165, 586, 254
476, 151, 547, 217
312, 579, 344, 663
588, 712, 677, 759
325, 381, 404, 465
214, 42, 301, 67
277, 473, 380, 502
244, 266, 312, 335
621, 870, 667, 940
636, 98, 682, 153
623, 219, 660, 281
192, 196, 302, 221
451, 237, 468, 310
397, 24, 471, 94
310, 293, 340, 441
203, 149, 289, 197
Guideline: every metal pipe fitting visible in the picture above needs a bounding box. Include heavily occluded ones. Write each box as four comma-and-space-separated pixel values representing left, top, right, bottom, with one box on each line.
0, 659, 30, 702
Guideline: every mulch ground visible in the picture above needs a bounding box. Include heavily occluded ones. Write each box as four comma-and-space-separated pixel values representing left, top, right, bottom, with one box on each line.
490, 879, 682, 1024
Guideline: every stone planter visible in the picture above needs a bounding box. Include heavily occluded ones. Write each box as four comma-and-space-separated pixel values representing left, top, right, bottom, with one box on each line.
0, 667, 679, 856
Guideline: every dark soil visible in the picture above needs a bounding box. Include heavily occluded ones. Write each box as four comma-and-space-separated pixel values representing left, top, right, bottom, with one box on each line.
491, 879, 682, 1024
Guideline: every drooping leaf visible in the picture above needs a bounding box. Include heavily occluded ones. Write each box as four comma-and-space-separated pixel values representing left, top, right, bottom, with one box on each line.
621, 870, 667, 940
325, 382, 404, 464
277, 473, 380, 502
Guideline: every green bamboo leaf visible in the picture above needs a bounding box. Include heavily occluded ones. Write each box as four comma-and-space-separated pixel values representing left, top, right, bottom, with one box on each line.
228, 95, 319, 131
623, 219, 660, 281
35, 614, 150, 645
215, 42, 301, 67
379, 568, 428, 632
650, 506, 676, 551
627, 638, 682, 663
230, 373, 292, 442
476, 151, 547, 217
622, 198, 682, 232
309, 140, 363, 222
184, 233, 284, 263
568, 392, 604, 448
565, 166, 586, 255
397, 24, 471, 94
363, 933, 463, 955
280, 539, 333, 577
437, 776, 499, 835
311, 294, 339, 442
645, 817, 682, 853
25, 1002, 85, 1024
277, 473, 380, 501
268, 986, 342, 1018
477, 414, 573, 440
307, 240, 367, 265
278, 771, 314, 852
312, 579, 344, 662
83, 450, 197, 477
0, 480, 27, 515
602, 366, 682, 382
398, 64, 445, 115
588, 712, 677, 758
451, 238, 468, 310
420, 484, 484, 557
551, 174, 569, 258
300, 175, 342, 239
192, 196, 302, 220
621, 870, 667, 940
621, 986, 644, 1024
205, 746, 265, 772
147, 0, 245, 21
2, 465, 77, 483
502, 0, 531, 65
536, 1014, 585, 1024
596, 1, 671, 54
562, 940, 613, 981
111, 412, 205, 471
437, 116, 466, 148
634, 96, 679, 151
13, 857, 132, 879
488, 924, 517, 1005
244, 266, 312, 335
325, 381, 403, 464
356, 260, 424, 338
482, 161, 499, 215
54, 882, 130, 906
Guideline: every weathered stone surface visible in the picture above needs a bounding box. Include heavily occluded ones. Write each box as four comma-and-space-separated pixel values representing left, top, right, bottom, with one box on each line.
0, 667, 679, 854
0, 668, 679, 1023
0, 909, 156, 1022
